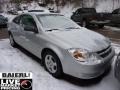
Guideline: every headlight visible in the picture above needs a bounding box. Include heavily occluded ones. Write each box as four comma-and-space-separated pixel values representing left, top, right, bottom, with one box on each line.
68, 48, 103, 64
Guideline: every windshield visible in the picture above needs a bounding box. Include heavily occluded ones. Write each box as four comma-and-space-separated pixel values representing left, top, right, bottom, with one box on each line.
37, 14, 81, 31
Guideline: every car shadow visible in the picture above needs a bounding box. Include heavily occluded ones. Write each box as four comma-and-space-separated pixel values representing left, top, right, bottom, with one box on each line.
16, 45, 111, 87
16, 45, 43, 66
62, 66, 111, 87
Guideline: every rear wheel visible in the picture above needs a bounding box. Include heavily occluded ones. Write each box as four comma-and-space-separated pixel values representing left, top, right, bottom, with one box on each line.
82, 20, 87, 27
43, 50, 63, 78
98, 25, 104, 28
81, 20, 90, 28
9, 34, 17, 47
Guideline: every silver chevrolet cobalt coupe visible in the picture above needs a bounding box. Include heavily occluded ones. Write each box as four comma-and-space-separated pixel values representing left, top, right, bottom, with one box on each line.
8, 12, 115, 79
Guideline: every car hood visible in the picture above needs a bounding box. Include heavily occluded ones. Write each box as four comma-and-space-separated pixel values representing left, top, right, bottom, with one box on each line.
46, 28, 110, 52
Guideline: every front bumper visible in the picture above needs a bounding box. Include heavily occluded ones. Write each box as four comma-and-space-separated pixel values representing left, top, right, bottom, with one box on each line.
62, 48, 115, 79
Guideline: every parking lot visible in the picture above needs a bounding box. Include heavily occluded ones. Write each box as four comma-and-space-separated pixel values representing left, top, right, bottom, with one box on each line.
0, 26, 120, 90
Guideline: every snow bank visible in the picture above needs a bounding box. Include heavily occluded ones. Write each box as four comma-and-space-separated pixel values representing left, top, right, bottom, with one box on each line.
105, 26, 120, 32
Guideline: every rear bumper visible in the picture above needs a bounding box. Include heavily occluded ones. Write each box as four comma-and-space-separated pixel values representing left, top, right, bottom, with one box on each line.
90, 20, 110, 25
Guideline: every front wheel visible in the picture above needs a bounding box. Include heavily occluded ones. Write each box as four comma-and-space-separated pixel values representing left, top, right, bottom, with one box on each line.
43, 51, 63, 78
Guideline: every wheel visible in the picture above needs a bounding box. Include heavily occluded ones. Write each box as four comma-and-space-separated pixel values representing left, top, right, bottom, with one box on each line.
98, 25, 104, 28
82, 20, 87, 27
9, 34, 17, 47
43, 50, 63, 78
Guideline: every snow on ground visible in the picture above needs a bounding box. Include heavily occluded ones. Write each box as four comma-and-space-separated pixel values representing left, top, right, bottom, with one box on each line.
112, 43, 120, 54
105, 26, 120, 32
0, 39, 120, 90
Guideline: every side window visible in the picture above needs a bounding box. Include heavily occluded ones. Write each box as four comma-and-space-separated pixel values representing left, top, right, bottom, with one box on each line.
112, 9, 119, 14
75, 9, 81, 15
13, 16, 21, 24
20, 15, 38, 32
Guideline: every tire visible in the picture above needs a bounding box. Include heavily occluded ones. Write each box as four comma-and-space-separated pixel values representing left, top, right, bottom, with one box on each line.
81, 20, 88, 27
98, 25, 104, 28
9, 33, 17, 47
43, 50, 63, 78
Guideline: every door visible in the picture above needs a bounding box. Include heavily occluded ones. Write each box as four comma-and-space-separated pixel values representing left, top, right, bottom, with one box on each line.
20, 15, 42, 56
12, 15, 26, 46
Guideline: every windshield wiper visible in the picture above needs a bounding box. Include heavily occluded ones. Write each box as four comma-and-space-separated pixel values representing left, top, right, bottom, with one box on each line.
46, 29, 60, 32
65, 27, 80, 29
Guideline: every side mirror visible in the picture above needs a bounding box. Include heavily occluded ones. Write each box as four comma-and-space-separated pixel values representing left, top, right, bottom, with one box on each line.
24, 25, 38, 33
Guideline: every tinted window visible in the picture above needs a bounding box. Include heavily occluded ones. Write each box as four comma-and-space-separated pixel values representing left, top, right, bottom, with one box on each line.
75, 9, 80, 15
13, 16, 21, 24
77, 8, 96, 13
28, 10, 44, 12
112, 9, 119, 14
21, 15, 36, 26
20, 15, 38, 32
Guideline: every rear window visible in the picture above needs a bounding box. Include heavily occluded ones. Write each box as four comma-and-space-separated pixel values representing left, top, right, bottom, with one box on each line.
78, 8, 96, 13
28, 10, 44, 12
112, 9, 120, 14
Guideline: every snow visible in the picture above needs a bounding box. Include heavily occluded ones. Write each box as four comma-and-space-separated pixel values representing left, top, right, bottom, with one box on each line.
112, 43, 120, 54
105, 26, 120, 32
1, 13, 16, 22
60, 4, 78, 18
0, 39, 120, 90
2, 0, 119, 19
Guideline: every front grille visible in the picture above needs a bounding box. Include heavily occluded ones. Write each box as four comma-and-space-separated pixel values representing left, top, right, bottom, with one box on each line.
97, 45, 112, 58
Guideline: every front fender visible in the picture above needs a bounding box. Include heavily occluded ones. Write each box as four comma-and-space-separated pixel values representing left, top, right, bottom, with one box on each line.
43, 43, 65, 61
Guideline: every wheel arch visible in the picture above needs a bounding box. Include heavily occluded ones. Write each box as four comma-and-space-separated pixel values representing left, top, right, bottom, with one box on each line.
41, 47, 64, 72
41, 47, 64, 62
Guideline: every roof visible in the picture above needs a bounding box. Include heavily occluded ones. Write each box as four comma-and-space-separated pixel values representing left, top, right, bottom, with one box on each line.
24, 12, 63, 16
